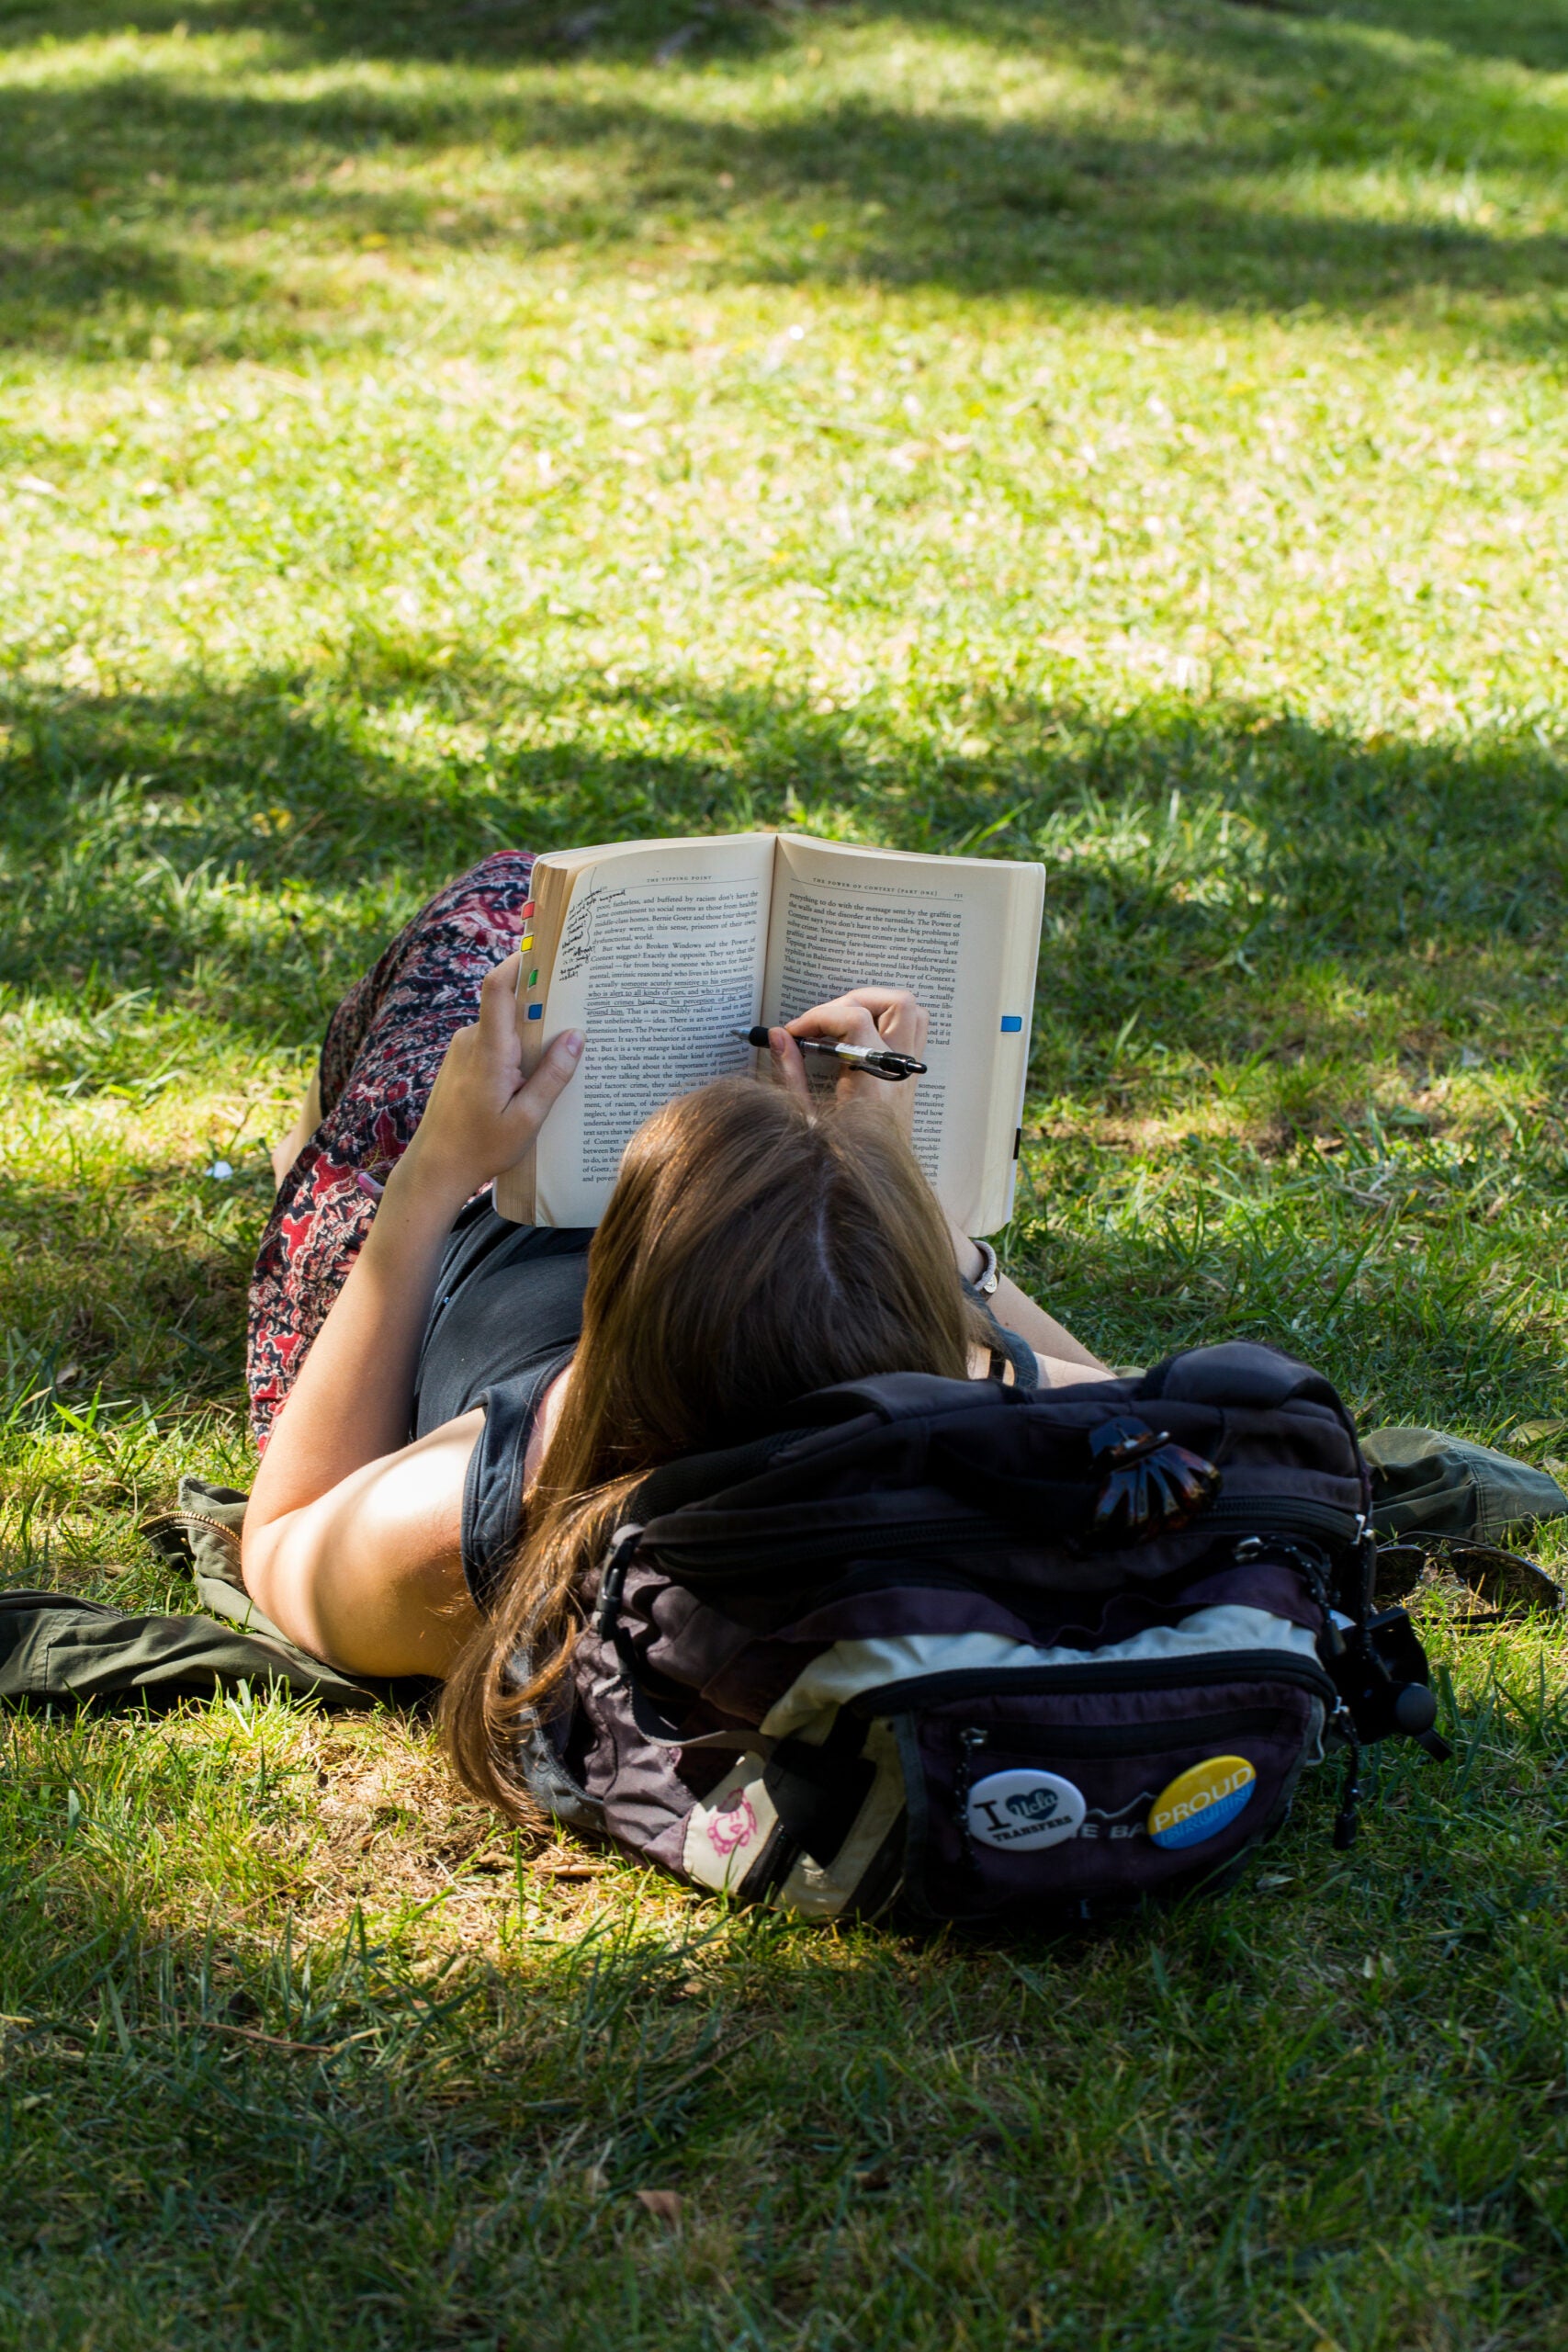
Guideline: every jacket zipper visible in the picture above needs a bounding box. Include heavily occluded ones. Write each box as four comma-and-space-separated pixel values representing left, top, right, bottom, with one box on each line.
141, 1509, 243, 1553
848, 1648, 1337, 1716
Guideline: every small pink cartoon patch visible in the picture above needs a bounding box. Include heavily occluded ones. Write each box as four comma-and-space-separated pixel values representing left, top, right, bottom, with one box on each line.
706, 1792, 758, 1858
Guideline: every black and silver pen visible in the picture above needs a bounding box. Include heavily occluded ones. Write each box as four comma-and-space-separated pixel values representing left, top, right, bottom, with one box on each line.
731, 1026, 928, 1082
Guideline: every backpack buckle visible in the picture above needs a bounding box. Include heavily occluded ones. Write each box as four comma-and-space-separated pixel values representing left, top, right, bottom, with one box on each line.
594, 1522, 646, 1637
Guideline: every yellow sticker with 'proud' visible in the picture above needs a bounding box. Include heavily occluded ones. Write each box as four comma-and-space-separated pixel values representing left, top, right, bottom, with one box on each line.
1148, 1755, 1257, 1849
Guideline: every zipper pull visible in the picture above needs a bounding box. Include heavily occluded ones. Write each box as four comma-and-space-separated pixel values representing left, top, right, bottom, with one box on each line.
1236, 1533, 1344, 1654
955, 1727, 988, 1873
1332, 1711, 1362, 1850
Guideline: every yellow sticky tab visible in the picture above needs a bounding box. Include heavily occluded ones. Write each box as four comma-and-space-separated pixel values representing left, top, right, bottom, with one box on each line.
520, 933, 534, 952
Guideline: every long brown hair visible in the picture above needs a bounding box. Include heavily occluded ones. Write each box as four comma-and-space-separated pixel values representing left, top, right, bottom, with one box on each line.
443, 1078, 983, 1821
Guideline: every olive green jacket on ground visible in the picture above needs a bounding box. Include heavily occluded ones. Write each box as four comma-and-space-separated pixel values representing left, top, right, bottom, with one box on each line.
0, 1478, 429, 1715
1360, 1426, 1568, 1545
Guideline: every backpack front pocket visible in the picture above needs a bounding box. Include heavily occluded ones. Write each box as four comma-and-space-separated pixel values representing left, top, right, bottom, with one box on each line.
860, 1662, 1332, 1924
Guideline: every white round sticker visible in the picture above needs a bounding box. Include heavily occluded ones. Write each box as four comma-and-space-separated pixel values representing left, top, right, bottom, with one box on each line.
966, 1768, 1087, 1852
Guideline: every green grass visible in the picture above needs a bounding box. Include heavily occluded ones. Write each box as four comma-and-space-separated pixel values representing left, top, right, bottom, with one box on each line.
6, 0, 1568, 2341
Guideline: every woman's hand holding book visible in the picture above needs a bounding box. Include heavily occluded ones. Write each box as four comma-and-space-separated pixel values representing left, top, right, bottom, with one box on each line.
398, 951, 583, 1211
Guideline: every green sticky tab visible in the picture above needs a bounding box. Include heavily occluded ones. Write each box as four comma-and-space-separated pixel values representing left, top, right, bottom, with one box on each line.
528, 968, 539, 988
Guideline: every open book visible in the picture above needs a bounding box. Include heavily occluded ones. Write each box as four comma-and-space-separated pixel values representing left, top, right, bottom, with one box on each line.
491, 832, 1044, 1235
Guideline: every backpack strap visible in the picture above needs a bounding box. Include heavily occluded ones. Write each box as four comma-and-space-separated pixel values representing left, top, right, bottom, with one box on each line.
1141, 1341, 1345, 1410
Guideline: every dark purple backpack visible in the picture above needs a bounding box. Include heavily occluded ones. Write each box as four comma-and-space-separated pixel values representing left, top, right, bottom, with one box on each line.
515, 1342, 1444, 1927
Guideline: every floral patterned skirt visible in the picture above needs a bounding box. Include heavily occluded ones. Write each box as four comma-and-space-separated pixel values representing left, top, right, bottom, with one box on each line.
246, 851, 535, 1447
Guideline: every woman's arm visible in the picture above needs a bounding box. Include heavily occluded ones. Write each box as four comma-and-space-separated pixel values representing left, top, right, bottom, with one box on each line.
242, 1370, 577, 1680
241, 956, 583, 1674
244, 1410, 483, 1678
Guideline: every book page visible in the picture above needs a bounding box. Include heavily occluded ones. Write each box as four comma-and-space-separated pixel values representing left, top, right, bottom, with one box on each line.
761, 836, 1042, 1233
527, 835, 774, 1227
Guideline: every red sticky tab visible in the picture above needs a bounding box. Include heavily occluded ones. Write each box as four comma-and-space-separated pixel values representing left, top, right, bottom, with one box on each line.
520, 899, 536, 920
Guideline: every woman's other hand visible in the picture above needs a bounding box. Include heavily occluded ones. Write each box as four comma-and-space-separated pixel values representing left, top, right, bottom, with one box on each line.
399, 951, 583, 1207
770, 988, 929, 1143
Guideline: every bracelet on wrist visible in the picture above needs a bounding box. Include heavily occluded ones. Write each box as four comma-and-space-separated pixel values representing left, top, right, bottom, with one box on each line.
967, 1238, 999, 1296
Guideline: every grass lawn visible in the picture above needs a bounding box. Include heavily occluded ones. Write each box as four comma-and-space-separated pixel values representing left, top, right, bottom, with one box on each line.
6, 0, 1568, 2340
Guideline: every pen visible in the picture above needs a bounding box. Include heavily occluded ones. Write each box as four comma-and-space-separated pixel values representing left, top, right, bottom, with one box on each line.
731, 1026, 928, 1082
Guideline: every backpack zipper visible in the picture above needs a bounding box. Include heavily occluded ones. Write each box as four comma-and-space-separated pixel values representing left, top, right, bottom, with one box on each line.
1204, 1496, 1360, 1545
644, 1511, 1019, 1585
955, 1725, 988, 1872
644, 1496, 1361, 1588
950, 1704, 1287, 1760
848, 1648, 1337, 1717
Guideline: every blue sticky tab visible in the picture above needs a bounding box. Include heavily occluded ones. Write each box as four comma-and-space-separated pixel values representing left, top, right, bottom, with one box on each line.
1000, 1015, 1023, 1034
526, 1002, 544, 1020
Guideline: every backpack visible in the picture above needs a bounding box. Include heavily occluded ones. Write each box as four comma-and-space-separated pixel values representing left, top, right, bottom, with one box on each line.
515, 1342, 1461, 1928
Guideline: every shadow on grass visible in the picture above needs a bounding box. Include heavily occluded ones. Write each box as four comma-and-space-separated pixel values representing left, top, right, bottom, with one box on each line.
0, 232, 276, 356
1, 0, 1566, 359
0, 1595, 1562, 2346
1271, 0, 1568, 74
5, 656, 1568, 1416
0, 1151, 263, 1409
0, 1786, 805, 2338
8, 0, 1568, 74
1018, 1157, 1568, 1432
5, 656, 1568, 1037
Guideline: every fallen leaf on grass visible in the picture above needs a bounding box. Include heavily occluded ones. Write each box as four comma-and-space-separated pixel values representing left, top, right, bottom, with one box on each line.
634, 2188, 683, 2224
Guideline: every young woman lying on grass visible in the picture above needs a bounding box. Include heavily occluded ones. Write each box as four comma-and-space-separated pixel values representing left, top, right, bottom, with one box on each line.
241, 855, 1106, 1807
